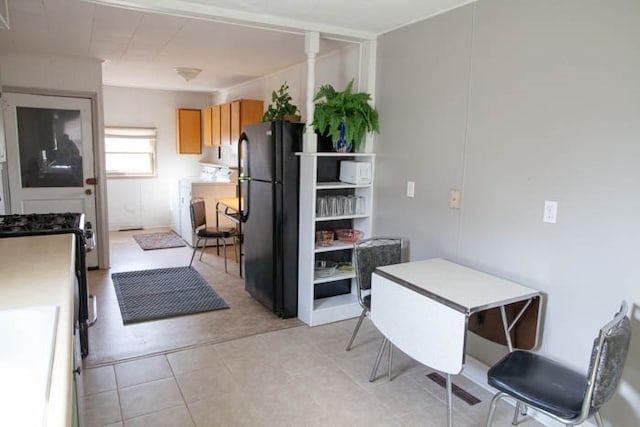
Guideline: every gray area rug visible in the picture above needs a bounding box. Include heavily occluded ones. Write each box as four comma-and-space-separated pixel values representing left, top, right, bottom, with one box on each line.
112, 267, 229, 324
133, 231, 186, 250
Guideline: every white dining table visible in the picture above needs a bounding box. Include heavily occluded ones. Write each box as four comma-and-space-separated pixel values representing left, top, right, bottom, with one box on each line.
371, 258, 541, 427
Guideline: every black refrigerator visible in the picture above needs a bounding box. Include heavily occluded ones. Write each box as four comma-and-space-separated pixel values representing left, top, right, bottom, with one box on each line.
238, 121, 303, 318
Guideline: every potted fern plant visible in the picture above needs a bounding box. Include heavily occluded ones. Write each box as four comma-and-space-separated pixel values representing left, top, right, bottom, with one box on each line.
311, 79, 379, 152
262, 82, 301, 122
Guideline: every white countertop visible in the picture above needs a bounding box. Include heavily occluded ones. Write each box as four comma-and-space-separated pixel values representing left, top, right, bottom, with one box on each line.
0, 234, 76, 427
376, 258, 540, 314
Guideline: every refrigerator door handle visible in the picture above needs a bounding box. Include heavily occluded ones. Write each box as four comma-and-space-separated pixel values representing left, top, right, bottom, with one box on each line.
238, 132, 250, 222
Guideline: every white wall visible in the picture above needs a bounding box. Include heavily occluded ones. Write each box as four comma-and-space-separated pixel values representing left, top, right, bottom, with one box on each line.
375, 0, 640, 425
211, 44, 360, 166
102, 44, 359, 230
0, 51, 102, 93
0, 50, 110, 268
103, 86, 211, 230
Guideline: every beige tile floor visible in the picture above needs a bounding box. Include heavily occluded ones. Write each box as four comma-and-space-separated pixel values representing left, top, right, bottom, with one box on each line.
82, 229, 543, 426
85, 229, 301, 366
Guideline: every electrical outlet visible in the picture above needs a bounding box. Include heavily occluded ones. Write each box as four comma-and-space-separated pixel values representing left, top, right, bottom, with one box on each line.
407, 181, 415, 198
449, 189, 461, 209
543, 200, 558, 223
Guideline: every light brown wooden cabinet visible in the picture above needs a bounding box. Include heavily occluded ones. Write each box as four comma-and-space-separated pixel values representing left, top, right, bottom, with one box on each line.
231, 99, 264, 144
176, 108, 202, 154
202, 99, 263, 146
220, 103, 232, 146
203, 105, 222, 147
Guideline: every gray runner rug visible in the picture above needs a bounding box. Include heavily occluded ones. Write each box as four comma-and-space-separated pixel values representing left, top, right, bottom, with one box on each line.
133, 231, 186, 250
112, 266, 229, 324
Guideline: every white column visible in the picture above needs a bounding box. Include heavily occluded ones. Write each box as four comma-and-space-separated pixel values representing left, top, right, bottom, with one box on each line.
358, 40, 377, 154
303, 31, 319, 152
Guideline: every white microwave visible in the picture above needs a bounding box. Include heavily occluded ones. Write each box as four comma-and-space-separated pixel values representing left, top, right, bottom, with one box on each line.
339, 161, 371, 185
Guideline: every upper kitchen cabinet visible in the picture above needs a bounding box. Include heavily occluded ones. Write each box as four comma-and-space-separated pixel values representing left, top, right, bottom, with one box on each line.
203, 105, 221, 147
230, 99, 263, 144
203, 99, 263, 146
220, 103, 231, 146
176, 108, 202, 154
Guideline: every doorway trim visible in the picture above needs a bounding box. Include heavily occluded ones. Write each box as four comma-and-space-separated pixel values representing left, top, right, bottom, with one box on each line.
4, 85, 110, 269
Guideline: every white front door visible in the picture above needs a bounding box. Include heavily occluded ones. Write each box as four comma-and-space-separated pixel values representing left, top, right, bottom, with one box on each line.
3, 92, 98, 267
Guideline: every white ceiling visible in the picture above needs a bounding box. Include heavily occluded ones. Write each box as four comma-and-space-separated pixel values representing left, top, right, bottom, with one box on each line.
0, 0, 474, 93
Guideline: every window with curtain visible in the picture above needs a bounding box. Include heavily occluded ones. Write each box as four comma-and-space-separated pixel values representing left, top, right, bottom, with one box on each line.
105, 127, 157, 178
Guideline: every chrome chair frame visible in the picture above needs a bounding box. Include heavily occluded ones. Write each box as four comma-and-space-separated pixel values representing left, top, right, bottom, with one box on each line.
343, 237, 402, 382
188, 199, 238, 273
486, 301, 631, 427
346, 237, 403, 350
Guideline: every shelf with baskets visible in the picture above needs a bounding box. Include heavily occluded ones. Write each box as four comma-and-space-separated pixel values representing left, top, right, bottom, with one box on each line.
297, 152, 375, 326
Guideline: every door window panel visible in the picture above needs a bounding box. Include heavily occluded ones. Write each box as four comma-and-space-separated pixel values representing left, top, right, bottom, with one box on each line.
17, 107, 83, 188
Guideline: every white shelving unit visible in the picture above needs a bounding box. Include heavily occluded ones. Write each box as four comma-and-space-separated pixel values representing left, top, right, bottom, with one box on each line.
297, 152, 375, 326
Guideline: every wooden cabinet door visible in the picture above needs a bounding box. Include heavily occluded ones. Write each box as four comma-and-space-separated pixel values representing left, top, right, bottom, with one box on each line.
231, 99, 264, 144
220, 103, 231, 146
203, 105, 222, 147
211, 104, 221, 146
176, 108, 201, 154
230, 101, 241, 145
203, 106, 213, 146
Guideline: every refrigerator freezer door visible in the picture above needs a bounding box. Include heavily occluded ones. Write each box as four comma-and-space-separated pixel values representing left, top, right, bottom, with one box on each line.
244, 121, 302, 184
244, 122, 275, 182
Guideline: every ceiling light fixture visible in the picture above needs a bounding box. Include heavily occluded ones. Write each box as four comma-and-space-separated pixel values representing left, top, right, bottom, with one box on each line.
175, 67, 202, 82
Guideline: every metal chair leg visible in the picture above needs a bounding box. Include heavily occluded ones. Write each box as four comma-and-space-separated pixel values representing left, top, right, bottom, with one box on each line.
222, 238, 228, 273
594, 412, 604, 427
511, 402, 528, 425
233, 236, 239, 263
512, 402, 521, 425
369, 337, 388, 382
486, 392, 506, 427
189, 238, 200, 267
346, 308, 367, 351
198, 238, 208, 261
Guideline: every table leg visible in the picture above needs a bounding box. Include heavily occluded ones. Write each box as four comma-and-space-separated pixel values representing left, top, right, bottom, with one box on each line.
499, 306, 514, 352
446, 373, 453, 427
369, 338, 388, 382
388, 343, 393, 381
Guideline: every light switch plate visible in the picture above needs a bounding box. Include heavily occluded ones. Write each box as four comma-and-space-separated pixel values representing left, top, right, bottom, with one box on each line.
449, 189, 461, 209
543, 200, 558, 223
406, 181, 415, 198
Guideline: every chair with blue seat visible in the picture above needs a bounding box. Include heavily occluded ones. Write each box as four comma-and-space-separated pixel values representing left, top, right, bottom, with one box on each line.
485, 301, 631, 427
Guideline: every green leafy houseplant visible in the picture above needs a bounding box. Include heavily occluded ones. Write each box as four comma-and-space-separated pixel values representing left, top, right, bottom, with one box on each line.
311, 79, 379, 152
262, 82, 300, 122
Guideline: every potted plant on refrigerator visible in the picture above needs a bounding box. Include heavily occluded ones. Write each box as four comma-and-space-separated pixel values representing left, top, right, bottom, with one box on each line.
262, 82, 301, 122
311, 79, 379, 152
